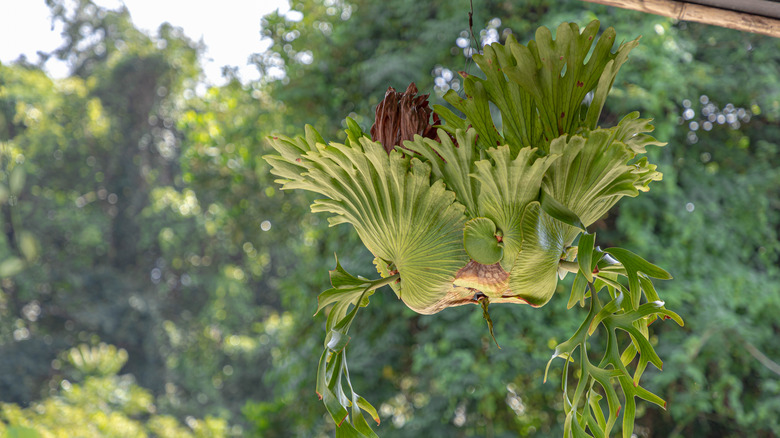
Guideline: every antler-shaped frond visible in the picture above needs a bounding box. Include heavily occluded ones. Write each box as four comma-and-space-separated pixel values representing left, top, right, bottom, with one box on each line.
437, 20, 639, 153
542, 116, 664, 227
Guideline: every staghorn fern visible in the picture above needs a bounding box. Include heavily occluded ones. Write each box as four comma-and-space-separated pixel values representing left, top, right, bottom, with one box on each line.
264, 19, 682, 438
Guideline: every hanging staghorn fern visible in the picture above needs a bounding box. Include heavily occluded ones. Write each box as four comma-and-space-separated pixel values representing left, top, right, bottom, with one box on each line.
264, 20, 683, 438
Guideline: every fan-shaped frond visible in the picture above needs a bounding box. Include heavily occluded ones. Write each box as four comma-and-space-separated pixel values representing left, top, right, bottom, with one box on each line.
266, 129, 469, 314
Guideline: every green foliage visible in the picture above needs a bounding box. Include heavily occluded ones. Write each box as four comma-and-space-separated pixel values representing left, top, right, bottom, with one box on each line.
0, 343, 226, 437
1, 0, 778, 437
266, 127, 470, 314
254, 2, 779, 435
255, 4, 780, 435
264, 17, 677, 437
440, 21, 639, 151
0, 0, 263, 431
542, 116, 663, 228
508, 202, 573, 307
545, 236, 683, 437
470, 146, 559, 271
314, 258, 395, 437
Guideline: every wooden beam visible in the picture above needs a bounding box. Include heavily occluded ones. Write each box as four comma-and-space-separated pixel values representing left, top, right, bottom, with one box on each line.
582, 0, 780, 38
686, 0, 780, 20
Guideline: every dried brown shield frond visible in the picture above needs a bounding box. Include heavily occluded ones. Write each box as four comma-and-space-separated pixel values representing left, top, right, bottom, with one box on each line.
370, 82, 440, 153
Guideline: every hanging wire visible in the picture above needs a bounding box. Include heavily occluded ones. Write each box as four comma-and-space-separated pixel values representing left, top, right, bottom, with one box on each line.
459, 0, 479, 98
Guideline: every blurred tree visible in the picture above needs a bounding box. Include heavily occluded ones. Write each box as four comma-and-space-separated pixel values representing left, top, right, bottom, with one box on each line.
1, 0, 365, 432
0, 343, 227, 437
0, 0, 777, 436
0, 0, 205, 413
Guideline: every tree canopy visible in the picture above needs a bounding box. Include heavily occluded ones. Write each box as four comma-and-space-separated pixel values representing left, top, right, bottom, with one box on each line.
0, 0, 778, 436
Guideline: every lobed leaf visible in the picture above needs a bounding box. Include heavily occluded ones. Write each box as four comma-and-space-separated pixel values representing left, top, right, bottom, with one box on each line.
314, 260, 396, 437
503, 22, 639, 147
402, 128, 481, 216
440, 21, 640, 154
473, 146, 560, 270
442, 42, 540, 151
542, 128, 658, 228
603, 247, 671, 309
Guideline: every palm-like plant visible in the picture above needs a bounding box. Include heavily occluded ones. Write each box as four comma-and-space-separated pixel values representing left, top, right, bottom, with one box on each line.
265, 20, 682, 438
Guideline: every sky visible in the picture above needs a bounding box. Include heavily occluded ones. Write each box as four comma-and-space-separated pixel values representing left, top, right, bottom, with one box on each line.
0, 0, 291, 84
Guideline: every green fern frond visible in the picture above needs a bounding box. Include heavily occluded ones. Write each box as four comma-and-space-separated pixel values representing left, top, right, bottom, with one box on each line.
439, 20, 639, 153
265, 129, 469, 314
402, 128, 482, 217
508, 202, 577, 307
472, 146, 560, 270
542, 126, 661, 228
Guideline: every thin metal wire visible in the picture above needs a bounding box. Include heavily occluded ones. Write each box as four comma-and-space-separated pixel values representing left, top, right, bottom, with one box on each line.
459, 0, 479, 98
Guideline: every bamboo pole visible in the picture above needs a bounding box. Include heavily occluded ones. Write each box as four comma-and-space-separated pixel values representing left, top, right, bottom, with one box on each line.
582, 0, 780, 38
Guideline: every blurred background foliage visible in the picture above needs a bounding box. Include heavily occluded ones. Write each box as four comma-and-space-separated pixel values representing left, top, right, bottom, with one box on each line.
0, 0, 778, 436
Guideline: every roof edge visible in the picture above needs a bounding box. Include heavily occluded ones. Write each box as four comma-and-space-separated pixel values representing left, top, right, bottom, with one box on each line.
583, 0, 780, 38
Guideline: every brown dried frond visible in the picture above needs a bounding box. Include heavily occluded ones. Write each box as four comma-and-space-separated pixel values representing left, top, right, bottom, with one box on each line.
370, 83, 441, 154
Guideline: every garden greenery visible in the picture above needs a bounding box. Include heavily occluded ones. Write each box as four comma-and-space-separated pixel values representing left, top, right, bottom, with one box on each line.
265, 20, 683, 438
